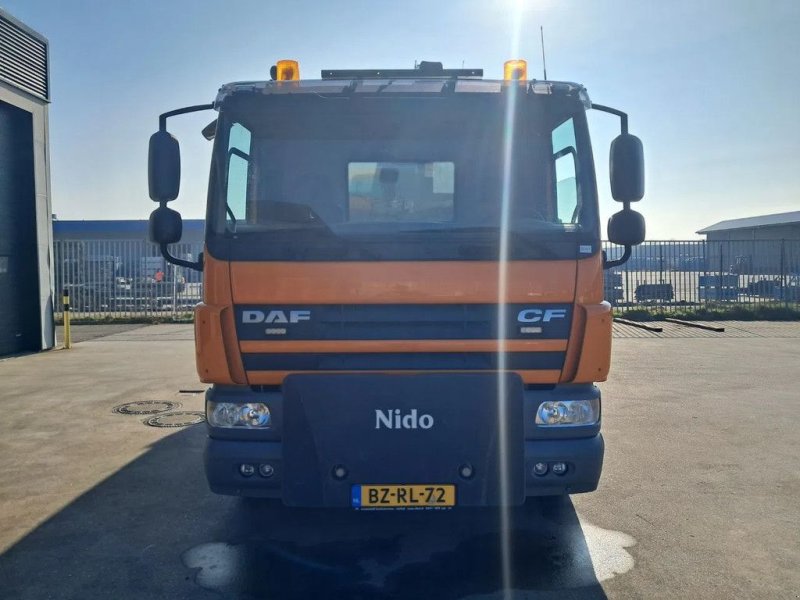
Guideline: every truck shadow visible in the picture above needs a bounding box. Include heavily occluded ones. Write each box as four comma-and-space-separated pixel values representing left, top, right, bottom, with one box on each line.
0, 425, 609, 600
207, 497, 611, 600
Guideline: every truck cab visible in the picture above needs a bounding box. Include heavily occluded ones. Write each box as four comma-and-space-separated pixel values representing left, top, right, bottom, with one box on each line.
147, 60, 646, 508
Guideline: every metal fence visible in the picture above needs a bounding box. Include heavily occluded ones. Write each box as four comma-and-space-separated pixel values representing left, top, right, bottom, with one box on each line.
603, 239, 800, 312
54, 240, 203, 319
53, 238, 800, 319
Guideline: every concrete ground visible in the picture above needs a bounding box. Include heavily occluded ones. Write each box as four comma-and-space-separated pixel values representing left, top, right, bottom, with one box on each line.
55, 322, 150, 344
0, 323, 798, 599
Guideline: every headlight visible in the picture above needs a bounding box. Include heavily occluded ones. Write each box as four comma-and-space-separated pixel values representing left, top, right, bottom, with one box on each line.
207, 402, 272, 428
535, 399, 599, 426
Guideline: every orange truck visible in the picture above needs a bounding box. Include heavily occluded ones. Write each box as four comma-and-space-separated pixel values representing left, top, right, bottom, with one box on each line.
147, 59, 645, 509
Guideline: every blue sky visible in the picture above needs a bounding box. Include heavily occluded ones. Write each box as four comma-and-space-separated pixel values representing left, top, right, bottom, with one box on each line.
4, 0, 799, 238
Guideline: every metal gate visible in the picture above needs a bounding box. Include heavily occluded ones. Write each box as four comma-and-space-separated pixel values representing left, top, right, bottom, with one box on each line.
54, 240, 203, 319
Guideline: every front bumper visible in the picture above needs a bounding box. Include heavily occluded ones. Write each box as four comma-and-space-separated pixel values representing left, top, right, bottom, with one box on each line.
205, 434, 604, 499
203, 381, 604, 503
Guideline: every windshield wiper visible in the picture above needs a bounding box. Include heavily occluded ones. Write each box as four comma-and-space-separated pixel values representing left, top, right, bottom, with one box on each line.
261, 201, 330, 229
261, 201, 379, 260
398, 221, 559, 234
398, 225, 562, 258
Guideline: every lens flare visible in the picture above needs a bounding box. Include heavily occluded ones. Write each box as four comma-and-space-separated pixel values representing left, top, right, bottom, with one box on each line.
497, 3, 525, 597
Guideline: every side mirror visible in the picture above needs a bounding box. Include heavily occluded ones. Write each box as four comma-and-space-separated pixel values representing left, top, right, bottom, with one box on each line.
610, 133, 644, 202
201, 119, 217, 141
149, 206, 183, 245
607, 208, 645, 246
148, 130, 181, 202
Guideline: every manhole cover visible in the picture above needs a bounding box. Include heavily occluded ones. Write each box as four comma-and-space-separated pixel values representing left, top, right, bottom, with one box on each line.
144, 411, 206, 428
113, 400, 182, 415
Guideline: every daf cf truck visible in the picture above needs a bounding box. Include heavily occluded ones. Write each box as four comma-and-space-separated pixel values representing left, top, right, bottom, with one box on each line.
147, 59, 646, 509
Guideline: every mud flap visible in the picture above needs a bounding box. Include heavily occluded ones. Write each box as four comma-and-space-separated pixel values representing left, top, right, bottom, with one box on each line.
282, 373, 525, 507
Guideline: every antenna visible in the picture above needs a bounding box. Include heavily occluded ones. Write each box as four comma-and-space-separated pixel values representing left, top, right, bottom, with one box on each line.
540, 26, 548, 80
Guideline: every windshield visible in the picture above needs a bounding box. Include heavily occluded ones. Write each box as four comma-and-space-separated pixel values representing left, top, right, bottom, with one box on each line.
208, 92, 598, 261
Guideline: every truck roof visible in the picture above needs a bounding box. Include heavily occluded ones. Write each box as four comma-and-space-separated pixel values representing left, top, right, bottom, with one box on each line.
214, 78, 591, 107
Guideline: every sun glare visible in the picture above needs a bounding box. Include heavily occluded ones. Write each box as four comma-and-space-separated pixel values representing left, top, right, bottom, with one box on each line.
496, 1, 526, 597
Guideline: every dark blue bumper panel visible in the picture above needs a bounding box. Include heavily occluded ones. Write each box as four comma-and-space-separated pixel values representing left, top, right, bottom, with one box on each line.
204, 434, 604, 501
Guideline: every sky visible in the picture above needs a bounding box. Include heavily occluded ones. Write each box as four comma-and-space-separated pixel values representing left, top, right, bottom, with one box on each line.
3, 0, 799, 239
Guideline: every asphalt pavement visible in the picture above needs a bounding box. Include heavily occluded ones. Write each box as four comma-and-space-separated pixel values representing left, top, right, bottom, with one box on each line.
0, 323, 798, 599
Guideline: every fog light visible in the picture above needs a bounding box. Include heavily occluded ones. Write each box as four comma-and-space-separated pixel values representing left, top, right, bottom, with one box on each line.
258, 464, 274, 478
332, 465, 348, 480
239, 463, 255, 477
552, 462, 568, 476
535, 399, 600, 426
459, 463, 475, 479
532, 462, 548, 476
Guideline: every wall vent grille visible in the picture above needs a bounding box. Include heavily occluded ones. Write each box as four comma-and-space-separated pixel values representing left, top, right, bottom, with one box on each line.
0, 13, 48, 101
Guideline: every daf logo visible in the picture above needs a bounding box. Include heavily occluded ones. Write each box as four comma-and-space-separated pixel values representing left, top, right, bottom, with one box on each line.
375, 409, 434, 430
242, 310, 311, 324
517, 308, 567, 323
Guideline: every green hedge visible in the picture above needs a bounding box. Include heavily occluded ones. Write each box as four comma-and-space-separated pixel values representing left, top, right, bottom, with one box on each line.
614, 304, 800, 321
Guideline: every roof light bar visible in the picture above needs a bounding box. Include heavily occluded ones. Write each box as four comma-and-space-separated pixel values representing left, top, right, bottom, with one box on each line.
320, 68, 483, 80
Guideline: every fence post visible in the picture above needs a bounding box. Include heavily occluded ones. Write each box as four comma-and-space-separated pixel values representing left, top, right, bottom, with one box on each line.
780, 239, 786, 307
701, 239, 706, 309
62, 288, 71, 349
718, 242, 724, 302
172, 261, 179, 320
625, 258, 631, 309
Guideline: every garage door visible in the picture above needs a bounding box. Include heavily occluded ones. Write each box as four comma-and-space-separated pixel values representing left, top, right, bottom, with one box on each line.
0, 99, 40, 356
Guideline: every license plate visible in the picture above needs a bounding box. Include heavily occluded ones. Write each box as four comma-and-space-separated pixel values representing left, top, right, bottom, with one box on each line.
352, 484, 456, 509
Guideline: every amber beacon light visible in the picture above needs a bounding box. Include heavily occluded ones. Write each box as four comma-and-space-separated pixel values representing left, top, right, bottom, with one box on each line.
503, 59, 528, 82
275, 59, 300, 81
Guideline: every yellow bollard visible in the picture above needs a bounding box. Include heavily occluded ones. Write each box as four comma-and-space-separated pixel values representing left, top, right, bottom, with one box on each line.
62, 288, 71, 349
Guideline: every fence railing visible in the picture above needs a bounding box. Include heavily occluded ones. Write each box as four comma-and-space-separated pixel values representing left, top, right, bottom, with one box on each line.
603, 239, 800, 312
53, 238, 800, 319
54, 240, 203, 319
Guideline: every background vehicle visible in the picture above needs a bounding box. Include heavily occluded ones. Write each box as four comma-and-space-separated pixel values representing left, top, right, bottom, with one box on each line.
147, 59, 646, 508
